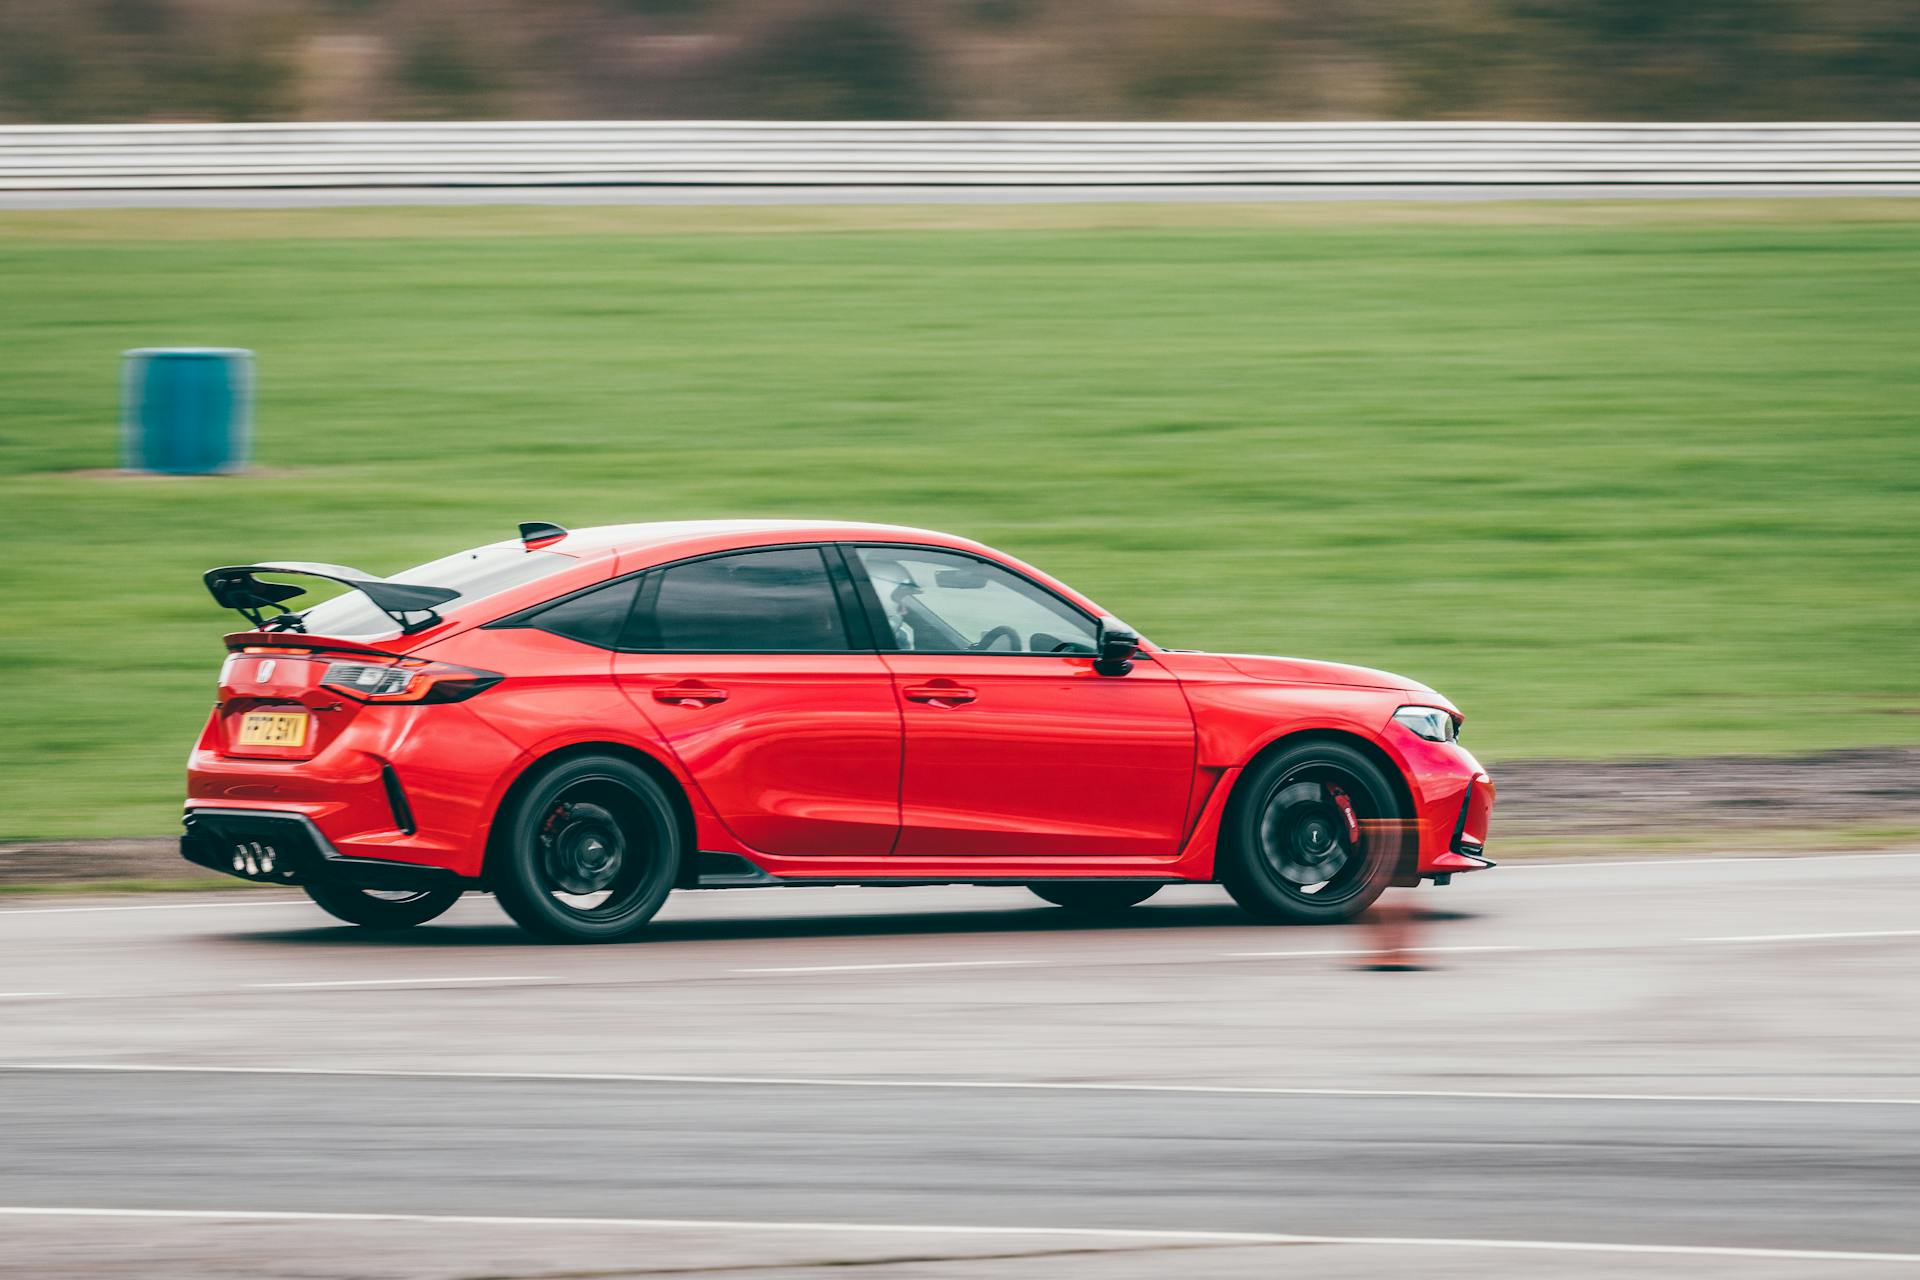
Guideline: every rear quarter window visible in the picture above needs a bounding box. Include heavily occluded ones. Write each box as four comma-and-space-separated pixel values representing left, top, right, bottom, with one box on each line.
519, 577, 640, 650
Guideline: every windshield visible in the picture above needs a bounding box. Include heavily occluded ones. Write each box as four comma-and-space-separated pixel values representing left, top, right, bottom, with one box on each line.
290, 546, 572, 638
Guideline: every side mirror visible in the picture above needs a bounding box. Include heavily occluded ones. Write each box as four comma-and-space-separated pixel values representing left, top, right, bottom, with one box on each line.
1093, 616, 1138, 677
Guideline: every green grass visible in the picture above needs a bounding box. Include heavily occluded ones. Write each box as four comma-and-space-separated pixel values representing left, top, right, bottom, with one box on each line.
2, 200, 1918, 839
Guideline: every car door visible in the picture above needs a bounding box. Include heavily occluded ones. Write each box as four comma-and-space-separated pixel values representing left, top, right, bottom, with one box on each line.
612, 545, 902, 858
847, 544, 1196, 859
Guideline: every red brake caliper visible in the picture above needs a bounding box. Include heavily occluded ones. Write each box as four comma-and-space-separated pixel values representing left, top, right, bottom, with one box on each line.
1327, 784, 1363, 848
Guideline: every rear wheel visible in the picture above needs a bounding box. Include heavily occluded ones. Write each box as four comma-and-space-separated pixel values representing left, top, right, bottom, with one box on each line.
304, 883, 462, 929
1026, 882, 1161, 914
1220, 739, 1407, 925
491, 754, 682, 943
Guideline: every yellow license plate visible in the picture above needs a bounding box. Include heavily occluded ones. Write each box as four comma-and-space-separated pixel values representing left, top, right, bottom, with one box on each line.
236, 710, 309, 748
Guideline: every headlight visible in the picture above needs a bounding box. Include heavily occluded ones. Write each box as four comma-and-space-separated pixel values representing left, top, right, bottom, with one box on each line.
1392, 705, 1459, 742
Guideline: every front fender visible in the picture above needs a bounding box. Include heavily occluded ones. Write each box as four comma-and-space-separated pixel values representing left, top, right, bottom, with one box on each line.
1162, 654, 1492, 877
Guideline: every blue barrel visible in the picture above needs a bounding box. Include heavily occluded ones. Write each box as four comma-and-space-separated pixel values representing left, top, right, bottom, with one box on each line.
121, 347, 253, 474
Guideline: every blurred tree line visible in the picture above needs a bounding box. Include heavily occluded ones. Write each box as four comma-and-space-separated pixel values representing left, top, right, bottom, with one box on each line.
3, 0, 1918, 123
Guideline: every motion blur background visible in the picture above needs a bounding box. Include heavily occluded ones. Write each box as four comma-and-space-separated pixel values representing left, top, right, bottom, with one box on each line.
2, 3, 1918, 853
4, 7, 1920, 1279
5, 0, 1920, 122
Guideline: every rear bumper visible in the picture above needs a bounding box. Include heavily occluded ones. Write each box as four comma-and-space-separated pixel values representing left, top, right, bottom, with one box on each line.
181, 807, 467, 891
186, 698, 518, 879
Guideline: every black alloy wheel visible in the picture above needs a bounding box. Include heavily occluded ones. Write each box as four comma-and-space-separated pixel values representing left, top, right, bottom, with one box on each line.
1220, 739, 1406, 925
492, 754, 682, 943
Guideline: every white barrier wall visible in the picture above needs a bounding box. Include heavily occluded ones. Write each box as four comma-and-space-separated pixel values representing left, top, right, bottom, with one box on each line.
2, 121, 1918, 190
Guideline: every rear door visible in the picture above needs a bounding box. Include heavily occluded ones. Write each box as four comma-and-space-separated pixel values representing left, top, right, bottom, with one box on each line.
848, 545, 1196, 859
612, 545, 902, 858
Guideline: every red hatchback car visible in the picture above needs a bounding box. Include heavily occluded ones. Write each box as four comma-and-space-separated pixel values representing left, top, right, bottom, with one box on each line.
185, 520, 1493, 941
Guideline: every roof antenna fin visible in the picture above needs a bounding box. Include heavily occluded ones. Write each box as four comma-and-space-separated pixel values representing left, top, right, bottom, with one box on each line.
519, 521, 568, 550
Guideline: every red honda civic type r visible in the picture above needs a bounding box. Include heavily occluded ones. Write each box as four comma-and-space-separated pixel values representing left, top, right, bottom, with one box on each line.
185, 520, 1494, 941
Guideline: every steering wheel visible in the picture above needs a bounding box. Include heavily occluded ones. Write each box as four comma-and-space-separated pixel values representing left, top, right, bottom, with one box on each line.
972, 625, 1021, 653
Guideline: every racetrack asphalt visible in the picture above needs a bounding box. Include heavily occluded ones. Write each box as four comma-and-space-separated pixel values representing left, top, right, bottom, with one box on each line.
3, 851, 1918, 1278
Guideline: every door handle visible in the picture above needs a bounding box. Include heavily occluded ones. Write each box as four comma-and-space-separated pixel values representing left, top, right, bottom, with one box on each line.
904, 682, 977, 707
653, 682, 728, 707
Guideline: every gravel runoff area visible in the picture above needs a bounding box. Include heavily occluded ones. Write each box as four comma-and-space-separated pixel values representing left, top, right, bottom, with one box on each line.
3, 747, 1916, 889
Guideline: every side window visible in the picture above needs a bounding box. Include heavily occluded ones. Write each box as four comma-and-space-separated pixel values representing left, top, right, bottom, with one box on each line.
520, 577, 639, 650
853, 547, 1098, 655
632, 547, 851, 653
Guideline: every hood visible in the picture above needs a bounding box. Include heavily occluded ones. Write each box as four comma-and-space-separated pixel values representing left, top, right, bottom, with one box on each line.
1211, 652, 1437, 695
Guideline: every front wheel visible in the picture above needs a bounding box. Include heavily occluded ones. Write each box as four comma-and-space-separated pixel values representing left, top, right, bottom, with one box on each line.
1026, 882, 1161, 914
304, 882, 462, 929
1219, 740, 1408, 925
490, 754, 682, 943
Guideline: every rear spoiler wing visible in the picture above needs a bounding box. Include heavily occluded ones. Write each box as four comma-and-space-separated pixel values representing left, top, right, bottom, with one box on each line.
204, 562, 459, 634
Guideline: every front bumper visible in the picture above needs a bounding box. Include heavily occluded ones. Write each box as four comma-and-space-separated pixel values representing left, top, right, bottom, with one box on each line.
1378, 726, 1495, 881
181, 807, 465, 892
1425, 770, 1496, 879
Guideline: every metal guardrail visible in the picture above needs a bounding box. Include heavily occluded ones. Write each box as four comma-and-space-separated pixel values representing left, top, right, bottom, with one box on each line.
3, 122, 1919, 190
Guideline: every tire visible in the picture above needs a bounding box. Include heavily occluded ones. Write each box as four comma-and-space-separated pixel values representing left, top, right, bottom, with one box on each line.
1026, 882, 1162, 914
304, 882, 462, 929
490, 753, 682, 943
1219, 739, 1408, 925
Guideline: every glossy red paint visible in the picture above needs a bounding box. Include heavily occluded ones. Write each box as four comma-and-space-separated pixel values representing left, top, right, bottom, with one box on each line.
613, 651, 902, 857
185, 520, 1493, 895
883, 650, 1195, 858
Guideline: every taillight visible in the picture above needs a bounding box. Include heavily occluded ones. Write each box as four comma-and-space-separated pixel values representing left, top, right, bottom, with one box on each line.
319, 657, 502, 704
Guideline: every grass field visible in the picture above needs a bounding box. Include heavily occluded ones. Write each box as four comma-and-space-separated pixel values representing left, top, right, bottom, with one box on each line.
2, 200, 1917, 839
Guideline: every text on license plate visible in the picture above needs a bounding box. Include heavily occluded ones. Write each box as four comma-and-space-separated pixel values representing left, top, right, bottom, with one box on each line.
236, 710, 309, 748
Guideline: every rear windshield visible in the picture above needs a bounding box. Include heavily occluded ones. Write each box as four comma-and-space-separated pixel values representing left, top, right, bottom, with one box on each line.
292, 547, 572, 638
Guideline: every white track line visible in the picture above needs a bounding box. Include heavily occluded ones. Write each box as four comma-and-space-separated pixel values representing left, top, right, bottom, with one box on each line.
0, 1206, 1914, 1265
245, 976, 554, 989
1503, 849, 1920, 869
1227, 929, 1918, 960
1404, 944, 1528, 953
9, 1063, 1916, 1108
1701, 929, 1920, 944
736, 960, 1034, 974
0, 927, 1910, 1007
1229, 944, 1526, 958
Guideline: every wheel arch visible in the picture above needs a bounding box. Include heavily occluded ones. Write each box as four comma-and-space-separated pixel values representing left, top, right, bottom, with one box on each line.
482, 741, 701, 889
1226, 728, 1418, 830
